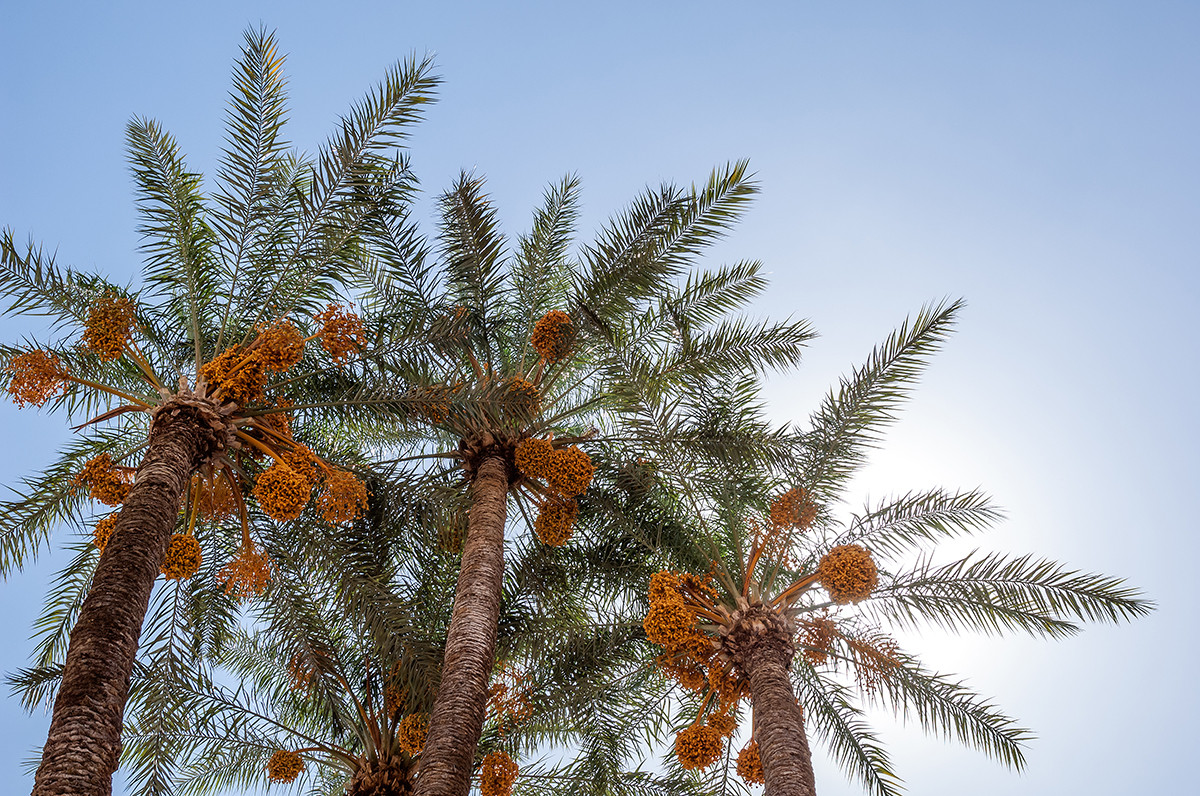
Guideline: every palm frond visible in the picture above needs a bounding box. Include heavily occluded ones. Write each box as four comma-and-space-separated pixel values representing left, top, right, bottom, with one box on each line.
864, 653, 1032, 771
794, 664, 903, 796
659, 259, 772, 336
661, 316, 815, 383
211, 25, 292, 350
836, 488, 1005, 559
127, 117, 219, 369
801, 299, 962, 500
0, 230, 96, 327
248, 53, 438, 330
438, 171, 511, 364
0, 428, 135, 574
27, 541, 99, 674
575, 160, 757, 331
867, 551, 1154, 638
509, 174, 582, 344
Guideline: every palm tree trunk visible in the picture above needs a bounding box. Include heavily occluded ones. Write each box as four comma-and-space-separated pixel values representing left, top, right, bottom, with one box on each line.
32, 410, 207, 796
413, 455, 508, 796
744, 641, 818, 796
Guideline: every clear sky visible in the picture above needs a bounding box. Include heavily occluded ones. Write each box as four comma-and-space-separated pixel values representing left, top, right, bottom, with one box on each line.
2, 1, 1196, 794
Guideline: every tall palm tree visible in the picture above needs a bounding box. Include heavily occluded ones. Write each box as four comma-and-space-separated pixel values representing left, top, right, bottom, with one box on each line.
0, 28, 437, 795
638, 301, 1153, 796
360, 164, 813, 796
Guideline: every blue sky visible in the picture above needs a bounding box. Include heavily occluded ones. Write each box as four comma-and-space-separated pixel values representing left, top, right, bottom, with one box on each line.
2, 1, 1196, 793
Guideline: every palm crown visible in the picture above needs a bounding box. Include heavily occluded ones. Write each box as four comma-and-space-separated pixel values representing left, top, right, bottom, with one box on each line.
634, 300, 1152, 795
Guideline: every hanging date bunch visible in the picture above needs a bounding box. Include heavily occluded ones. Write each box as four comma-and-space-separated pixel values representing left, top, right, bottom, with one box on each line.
512, 429, 593, 547
266, 749, 305, 783
487, 662, 534, 736
530, 309, 575, 363
479, 750, 519, 796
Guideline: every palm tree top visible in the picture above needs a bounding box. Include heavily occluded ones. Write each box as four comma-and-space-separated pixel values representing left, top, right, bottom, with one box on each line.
1, 26, 440, 584
632, 300, 1153, 794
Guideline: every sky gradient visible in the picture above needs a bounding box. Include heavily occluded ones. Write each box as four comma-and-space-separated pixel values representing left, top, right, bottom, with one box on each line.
2, 1, 1196, 793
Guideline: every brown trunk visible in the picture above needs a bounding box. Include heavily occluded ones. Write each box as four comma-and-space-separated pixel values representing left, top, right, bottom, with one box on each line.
348, 756, 414, 796
413, 455, 508, 796
32, 411, 208, 796
744, 641, 818, 796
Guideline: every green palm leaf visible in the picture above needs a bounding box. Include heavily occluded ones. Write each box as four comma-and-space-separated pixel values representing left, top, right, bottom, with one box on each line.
801, 299, 962, 500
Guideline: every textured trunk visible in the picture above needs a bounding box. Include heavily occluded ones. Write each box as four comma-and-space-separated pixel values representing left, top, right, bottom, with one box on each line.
744, 643, 818, 796
348, 756, 414, 796
413, 455, 508, 796
32, 412, 206, 796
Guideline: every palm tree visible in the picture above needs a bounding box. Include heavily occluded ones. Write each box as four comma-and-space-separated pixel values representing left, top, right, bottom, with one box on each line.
359, 163, 813, 796
0, 28, 437, 795
638, 301, 1153, 796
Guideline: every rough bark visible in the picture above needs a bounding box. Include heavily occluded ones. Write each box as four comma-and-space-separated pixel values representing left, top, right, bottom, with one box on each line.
743, 640, 818, 796
413, 455, 509, 796
32, 410, 209, 796
348, 756, 414, 796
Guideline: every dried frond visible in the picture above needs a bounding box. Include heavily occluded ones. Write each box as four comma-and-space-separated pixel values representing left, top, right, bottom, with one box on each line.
266, 749, 304, 783
533, 495, 576, 546
217, 540, 272, 602
75, 454, 130, 506
6, 349, 66, 407
817, 544, 879, 604
736, 740, 764, 785
317, 469, 369, 525
161, 533, 202, 580
93, 514, 119, 552
314, 303, 365, 365
82, 292, 137, 361
479, 750, 518, 796
545, 446, 593, 497
530, 309, 575, 362
674, 724, 723, 770
252, 462, 311, 521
